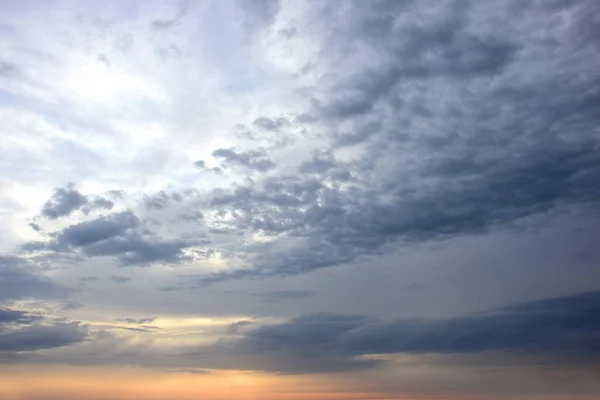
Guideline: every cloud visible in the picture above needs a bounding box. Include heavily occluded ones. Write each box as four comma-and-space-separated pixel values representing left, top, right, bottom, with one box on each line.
212, 148, 276, 172
82, 233, 199, 265
236, 0, 281, 34
253, 116, 289, 131
194, 0, 600, 284
0, 307, 87, 354
0, 321, 88, 352
143, 190, 186, 210
109, 275, 131, 284
29, 223, 41, 232
0, 60, 19, 77
0, 308, 42, 324
40, 183, 88, 219
55, 211, 140, 247
79, 276, 100, 283
227, 320, 255, 334
342, 290, 600, 356
252, 290, 316, 303
82, 197, 114, 214
116, 317, 156, 325
23, 210, 207, 266
224, 290, 600, 373
0, 255, 66, 301
151, 0, 193, 30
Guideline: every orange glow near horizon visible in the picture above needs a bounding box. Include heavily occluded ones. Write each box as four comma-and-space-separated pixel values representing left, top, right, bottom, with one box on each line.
1, 365, 599, 400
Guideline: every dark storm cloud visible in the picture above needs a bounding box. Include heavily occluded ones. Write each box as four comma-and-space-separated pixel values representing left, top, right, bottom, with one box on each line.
227, 291, 600, 373
196, 0, 600, 284
252, 290, 316, 303
212, 148, 276, 172
0, 255, 66, 301
40, 183, 88, 219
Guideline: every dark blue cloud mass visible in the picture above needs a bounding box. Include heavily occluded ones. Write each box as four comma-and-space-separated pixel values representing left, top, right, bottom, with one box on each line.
228, 290, 600, 373
193, 0, 600, 284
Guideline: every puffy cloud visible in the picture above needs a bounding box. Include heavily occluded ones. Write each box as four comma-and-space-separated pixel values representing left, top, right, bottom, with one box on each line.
56, 211, 140, 247
211, 148, 276, 172
194, 0, 600, 283
23, 211, 208, 266
40, 183, 88, 219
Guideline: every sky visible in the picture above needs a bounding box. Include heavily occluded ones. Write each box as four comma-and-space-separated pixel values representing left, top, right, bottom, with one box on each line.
1, 0, 599, 399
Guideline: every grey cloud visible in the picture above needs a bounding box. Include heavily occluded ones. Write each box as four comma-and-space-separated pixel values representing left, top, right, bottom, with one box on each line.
196, 0, 600, 284
0, 60, 19, 77
253, 290, 316, 303
41, 183, 88, 219
298, 152, 336, 174
0, 308, 42, 324
236, 0, 280, 34
82, 197, 114, 214
23, 211, 203, 266
151, 0, 192, 30
0, 255, 66, 301
145, 191, 174, 210
194, 160, 223, 174
0, 308, 87, 353
83, 232, 199, 265
227, 320, 255, 334
109, 275, 131, 284
79, 276, 100, 283
116, 317, 156, 325
253, 116, 289, 131
56, 211, 140, 247
178, 209, 204, 222
232, 314, 379, 373
0, 321, 88, 352
106, 190, 125, 199
116, 326, 153, 333
97, 53, 110, 66
229, 291, 600, 373
212, 148, 276, 172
